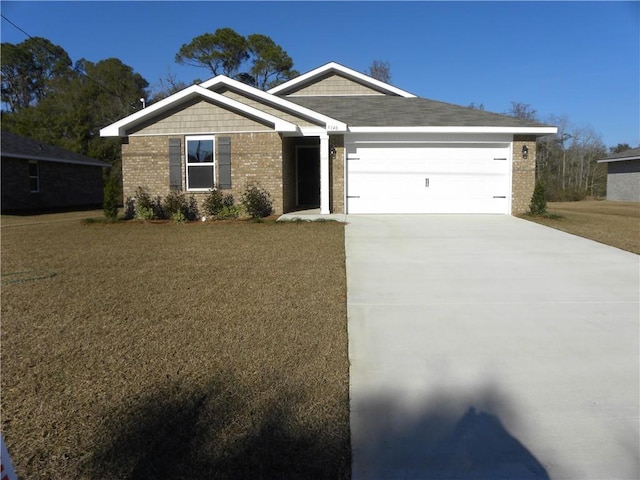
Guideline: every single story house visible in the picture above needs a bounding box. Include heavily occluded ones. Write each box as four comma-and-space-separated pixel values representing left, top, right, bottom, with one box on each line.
100, 62, 557, 215
597, 147, 640, 202
1, 131, 111, 212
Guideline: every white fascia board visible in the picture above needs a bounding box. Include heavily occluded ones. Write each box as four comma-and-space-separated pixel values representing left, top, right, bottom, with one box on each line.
100, 85, 298, 137
268, 61, 416, 98
100, 85, 202, 137
597, 156, 640, 163
200, 76, 347, 132
348, 126, 559, 135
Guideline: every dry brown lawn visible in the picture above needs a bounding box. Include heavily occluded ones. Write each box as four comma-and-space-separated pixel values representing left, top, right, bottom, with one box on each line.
520, 200, 640, 254
1, 215, 350, 479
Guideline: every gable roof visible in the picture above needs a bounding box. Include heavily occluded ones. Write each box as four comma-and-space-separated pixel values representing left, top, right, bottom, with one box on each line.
267, 62, 416, 98
100, 62, 557, 137
199, 75, 347, 131
598, 147, 640, 163
1, 131, 111, 167
100, 84, 299, 137
288, 95, 557, 133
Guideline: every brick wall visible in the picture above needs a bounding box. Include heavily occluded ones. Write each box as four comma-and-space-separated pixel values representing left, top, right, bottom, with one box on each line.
230, 132, 284, 214
512, 135, 537, 214
330, 135, 345, 213
122, 132, 285, 214
1, 157, 105, 212
122, 136, 171, 201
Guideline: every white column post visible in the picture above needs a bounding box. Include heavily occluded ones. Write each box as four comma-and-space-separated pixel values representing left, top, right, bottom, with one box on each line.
319, 134, 330, 214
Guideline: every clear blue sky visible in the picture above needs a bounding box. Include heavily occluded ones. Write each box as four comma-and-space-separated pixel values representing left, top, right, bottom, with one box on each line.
2, 1, 638, 148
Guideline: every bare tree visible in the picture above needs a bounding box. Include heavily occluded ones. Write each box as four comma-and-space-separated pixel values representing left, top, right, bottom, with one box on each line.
504, 101, 538, 122
367, 60, 392, 83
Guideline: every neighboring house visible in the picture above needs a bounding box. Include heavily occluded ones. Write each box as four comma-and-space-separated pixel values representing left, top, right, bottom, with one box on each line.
597, 147, 640, 202
101, 62, 557, 215
1, 131, 111, 212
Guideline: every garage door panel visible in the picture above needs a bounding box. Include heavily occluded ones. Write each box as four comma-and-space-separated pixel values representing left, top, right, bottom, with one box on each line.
346, 142, 511, 214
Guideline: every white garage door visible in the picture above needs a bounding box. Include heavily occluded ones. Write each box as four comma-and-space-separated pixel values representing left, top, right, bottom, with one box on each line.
346, 138, 512, 214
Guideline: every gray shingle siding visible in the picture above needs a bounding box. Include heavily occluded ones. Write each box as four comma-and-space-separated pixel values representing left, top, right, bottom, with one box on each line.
605, 159, 640, 202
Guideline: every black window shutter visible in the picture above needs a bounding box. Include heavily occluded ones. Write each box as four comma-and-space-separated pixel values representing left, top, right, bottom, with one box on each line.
169, 138, 182, 190
218, 137, 232, 189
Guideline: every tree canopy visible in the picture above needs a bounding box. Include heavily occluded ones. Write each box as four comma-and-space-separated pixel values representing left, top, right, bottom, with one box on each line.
2, 38, 149, 182
174, 28, 298, 90
175, 27, 249, 77
1, 37, 72, 112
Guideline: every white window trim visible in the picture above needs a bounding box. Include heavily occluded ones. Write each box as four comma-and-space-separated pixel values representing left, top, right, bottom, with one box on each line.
185, 135, 215, 191
29, 160, 39, 193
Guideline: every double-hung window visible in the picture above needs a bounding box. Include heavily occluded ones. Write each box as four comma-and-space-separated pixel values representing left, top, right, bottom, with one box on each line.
186, 135, 215, 191
29, 161, 39, 193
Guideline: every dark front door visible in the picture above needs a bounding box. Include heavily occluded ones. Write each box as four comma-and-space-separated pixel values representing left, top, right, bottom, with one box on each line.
296, 146, 320, 207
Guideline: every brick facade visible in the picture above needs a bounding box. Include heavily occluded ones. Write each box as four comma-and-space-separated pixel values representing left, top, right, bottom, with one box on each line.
330, 135, 345, 214
122, 132, 285, 215
511, 135, 537, 215
123, 133, 536, 217
1, 157, 105, 212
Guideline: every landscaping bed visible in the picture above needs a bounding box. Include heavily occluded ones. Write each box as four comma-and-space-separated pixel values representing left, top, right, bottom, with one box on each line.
1, 218, 350, 479
521, 200, 640, 254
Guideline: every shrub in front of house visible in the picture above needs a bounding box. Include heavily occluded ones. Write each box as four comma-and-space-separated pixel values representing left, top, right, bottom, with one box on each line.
203, 189, 240, 220
528, 181, 547, 216
103, 175, 119, 222
163, 191, 200, 223
241, 185, 273, 219
124, 197, 135, 220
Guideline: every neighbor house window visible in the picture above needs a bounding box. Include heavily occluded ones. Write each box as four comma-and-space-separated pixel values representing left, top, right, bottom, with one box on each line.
29, 161, 39, 193
186, 136, 215, 190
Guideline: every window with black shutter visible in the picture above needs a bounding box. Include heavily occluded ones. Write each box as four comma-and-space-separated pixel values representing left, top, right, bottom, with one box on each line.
169, 138, 182, 190
218, 137, 231, 189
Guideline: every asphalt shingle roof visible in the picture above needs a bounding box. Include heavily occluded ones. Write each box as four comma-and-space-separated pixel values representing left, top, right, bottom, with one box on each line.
1, 131, 110, 167
287, 95, 553, 128
599, 146, 640, 162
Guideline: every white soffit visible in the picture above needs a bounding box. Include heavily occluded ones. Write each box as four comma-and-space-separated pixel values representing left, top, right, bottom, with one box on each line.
347, 126, 559, 135
267, 62, 417, 98
100, 85, 298, 136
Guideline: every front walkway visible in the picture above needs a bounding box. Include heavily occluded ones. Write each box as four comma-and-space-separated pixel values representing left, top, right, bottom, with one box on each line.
345, 215, 639, 479
277, 208, 347, 222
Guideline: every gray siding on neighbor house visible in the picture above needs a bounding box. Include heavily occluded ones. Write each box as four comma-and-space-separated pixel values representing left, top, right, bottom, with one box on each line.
606, 159, 640, 202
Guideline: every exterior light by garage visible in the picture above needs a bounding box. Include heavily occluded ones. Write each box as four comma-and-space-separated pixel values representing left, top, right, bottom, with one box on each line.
522, 145, 529, 159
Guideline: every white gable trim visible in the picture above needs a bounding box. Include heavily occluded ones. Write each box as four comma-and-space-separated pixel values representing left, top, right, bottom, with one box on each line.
200, 76, 347, 132
100, 85, 298, 137
267, 62, 416, 98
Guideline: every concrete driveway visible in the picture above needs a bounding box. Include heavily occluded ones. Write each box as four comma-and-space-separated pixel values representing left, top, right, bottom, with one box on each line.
346, 215, 639, 480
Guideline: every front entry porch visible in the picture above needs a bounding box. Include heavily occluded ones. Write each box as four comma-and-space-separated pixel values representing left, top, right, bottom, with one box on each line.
283, 134, 337, 215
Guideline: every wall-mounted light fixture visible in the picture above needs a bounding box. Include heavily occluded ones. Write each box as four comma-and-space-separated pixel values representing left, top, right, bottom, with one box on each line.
522, 145, 529, 159
329, 144, 337, 160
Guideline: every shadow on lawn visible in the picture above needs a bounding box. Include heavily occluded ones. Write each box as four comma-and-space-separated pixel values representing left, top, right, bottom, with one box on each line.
88, 375, 549, 480
86, 373, 350, 480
